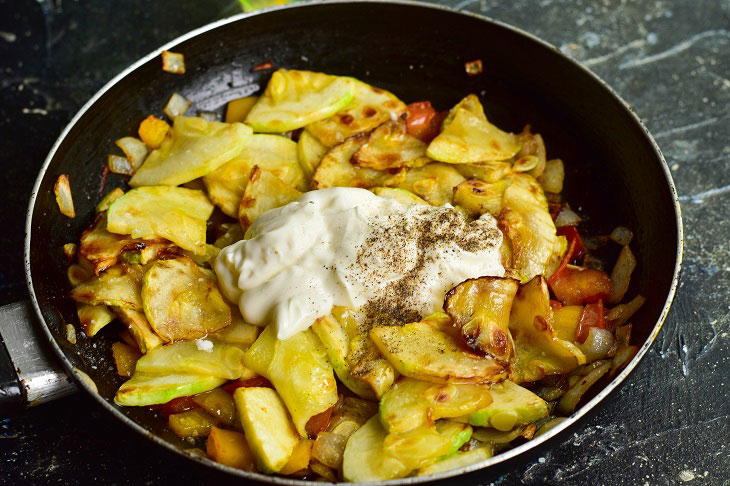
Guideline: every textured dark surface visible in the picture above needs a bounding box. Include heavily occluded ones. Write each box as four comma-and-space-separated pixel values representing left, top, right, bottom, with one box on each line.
0, 1, 727, 485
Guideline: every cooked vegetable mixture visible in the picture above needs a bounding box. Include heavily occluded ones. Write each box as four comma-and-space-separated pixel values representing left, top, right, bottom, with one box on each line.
63, 68, 644, 481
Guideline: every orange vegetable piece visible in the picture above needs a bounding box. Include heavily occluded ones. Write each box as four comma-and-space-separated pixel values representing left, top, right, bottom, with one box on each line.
225, 96, 259, 124
575, 299, 606, 344
549, 265, 611, 305
111, 342, 141, 378
138, 115, 170, 149
206, 426, 255, 470
279, 439, 313, 475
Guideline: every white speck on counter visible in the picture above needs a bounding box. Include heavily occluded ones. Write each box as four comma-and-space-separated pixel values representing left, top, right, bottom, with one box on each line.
647, 32, 658, 45
195, 339, 213, 352
678, 470, 696, 482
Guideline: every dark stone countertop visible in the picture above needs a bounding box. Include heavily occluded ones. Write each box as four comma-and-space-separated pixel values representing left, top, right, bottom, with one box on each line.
0, 0, 728, 484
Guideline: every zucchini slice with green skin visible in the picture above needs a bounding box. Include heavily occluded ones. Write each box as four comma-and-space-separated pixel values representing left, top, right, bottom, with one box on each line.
296, 130, 327, 183
306, 77, 406, 147
342, 416, 408, 482
233, 387, 299, 473
243, 325, 339, 437
435, 420, 473, 459
69, 264, 145, 310
416, 446, 492, 476
245, 69, 356, 132
107, 185, 214, 255
129, 116, 252, 187
114, 372, 225, 406
141, 257, 231, 342
134, 340, 248, 380
465, 380, 548, 430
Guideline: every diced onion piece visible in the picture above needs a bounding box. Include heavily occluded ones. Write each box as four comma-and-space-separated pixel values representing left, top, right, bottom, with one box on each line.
65, 323, 77, 344
63, 243, 78, 260
465, 59, 483, 75
610, 226, 634, 246
54, 174, 75, 218
108, 154, 134, 175
606, 295, 645, 327
538, 158, 565, 193
312, 432, 347, 469
614, 324, 632, 347
161, 50, 185, 74
610, 345, 639, 376
557, 360, 611, 414
163, 93, 192, 119
310, 460, 337, 481
578, 327, 615, 362
115, 137, 149, 170
197, 110, 218, 122
608, 245, 637, 304
554, 206, 581, 227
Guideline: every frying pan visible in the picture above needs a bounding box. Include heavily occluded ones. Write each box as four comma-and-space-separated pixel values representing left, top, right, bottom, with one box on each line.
0, 1, 682, 484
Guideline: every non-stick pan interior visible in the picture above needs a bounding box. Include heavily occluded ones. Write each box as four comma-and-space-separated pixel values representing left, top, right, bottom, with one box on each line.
26, 0, 679, 478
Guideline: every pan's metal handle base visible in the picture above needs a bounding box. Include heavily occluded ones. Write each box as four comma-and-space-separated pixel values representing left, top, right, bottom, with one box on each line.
0, 301, 77, 411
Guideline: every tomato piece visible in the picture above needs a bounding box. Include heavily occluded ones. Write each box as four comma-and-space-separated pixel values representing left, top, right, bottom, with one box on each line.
150, 396, 199, 416
575, 299, 605, 344
549, 265, 611, 305
556, 226, 585, 261
305, 406, 334, 438
222, 376, 274, 393
405, 101, 445, 143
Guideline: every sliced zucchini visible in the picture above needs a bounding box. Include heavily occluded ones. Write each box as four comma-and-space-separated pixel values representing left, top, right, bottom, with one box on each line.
498, 174, 557, 282
395, 162, 465, 206
203, 134, 304, 217
211, 307, 260, 346
427, 95, 520, 164
346, 334, 397, 399
76, 304, 115, 337
371, 187, 428, 205
342, 416, 408, 482
245, 69, 355, 132
114, 372, 225, 406
311, 315, 376, 399
311, 134, 407, 189
416, 446, 492, 476
112, 307, 163, 353
379, 377, 492, 434
455, 161, 513, 183
370, 318, 508, 384
296, 130, 328, 183
243, 325, 339, 437
233, 387, 300, 473
306, 78, 406, 147
238, 166, 302, 231
452, 178, 510, 218
134, 340, 248, 379
465, 380, 548, 430
351, 119, 429, 170
107, 186, 214, 255
69, 264, 145, 310
382, 425, 453, 472
141, 257, 231, 342
509, 276, 585, 383
444, 276, 519, 362
129, 116, 252, 187
435, 420, 473, 458
96, 187, 125, 213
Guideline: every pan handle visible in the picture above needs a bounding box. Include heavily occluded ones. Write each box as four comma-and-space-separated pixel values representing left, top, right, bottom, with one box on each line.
0, 301, 77, 413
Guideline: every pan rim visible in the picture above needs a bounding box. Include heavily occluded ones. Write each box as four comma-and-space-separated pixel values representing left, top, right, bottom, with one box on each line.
24, 1, 684, 484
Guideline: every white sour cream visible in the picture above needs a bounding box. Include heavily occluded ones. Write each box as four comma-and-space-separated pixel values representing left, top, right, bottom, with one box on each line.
215, 188, 504, 339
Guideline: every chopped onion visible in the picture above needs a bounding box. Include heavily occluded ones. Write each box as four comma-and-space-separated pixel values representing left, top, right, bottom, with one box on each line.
54, 174, 75, 218
578, 327, 615, 362
164, 93, 192, 119
66, 323, 77, 344
197, 110, 218, 122
606, 295, 645, 326
614, 324, 632, 347
309, 460, 337, 481
610, 345, 639, 376
312, 432, 347, 469
610, 226, 634, 246
67, 264, 91, 287
555, 206, 581, 227
63, 242, 78, 260
161, 50, 185, 74
107, 154, 134, 175
538, 158, 565, 193
465, 59, 483, 75
608, 245, 637, 304
513, 155, 540, 173
115, 137, 148, 170
557, 360, 611, 414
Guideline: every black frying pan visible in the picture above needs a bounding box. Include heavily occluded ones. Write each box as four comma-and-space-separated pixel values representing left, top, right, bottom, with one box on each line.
5, 1, 682, 484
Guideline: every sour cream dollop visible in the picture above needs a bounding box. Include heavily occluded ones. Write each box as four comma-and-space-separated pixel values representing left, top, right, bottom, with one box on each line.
215, 188, 504, 339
